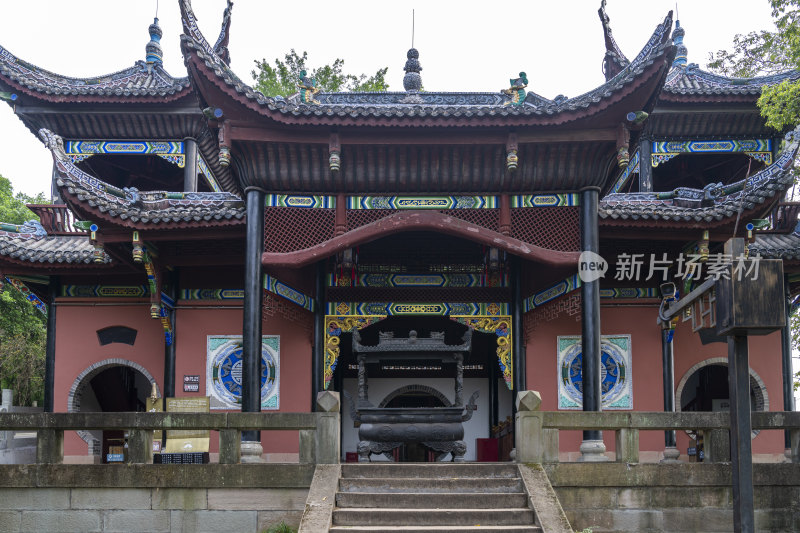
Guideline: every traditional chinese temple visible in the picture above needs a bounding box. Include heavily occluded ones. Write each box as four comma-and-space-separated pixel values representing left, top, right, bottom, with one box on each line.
0, 0, 798, 465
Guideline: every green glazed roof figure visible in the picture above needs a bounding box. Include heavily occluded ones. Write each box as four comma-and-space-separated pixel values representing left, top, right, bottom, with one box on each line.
502, 72, 528, 105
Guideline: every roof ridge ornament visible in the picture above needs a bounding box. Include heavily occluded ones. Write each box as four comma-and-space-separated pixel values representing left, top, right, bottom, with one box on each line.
403, 48, 422, 92
502, 73, 528, 106
146, 17, 164, 65
672, 20, 687, 67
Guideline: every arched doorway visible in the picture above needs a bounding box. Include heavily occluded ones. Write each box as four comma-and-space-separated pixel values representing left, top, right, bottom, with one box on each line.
68, 359, 157, 461
676, 358, 769, 458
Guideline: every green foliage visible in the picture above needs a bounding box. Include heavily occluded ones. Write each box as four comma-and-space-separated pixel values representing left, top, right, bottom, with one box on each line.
0, 174, 47, 406
0, 333, 45, 406
0, 175, 45, 225
262, 522, 297, 533
252, 49, 388, 97
708, 0, 800, 131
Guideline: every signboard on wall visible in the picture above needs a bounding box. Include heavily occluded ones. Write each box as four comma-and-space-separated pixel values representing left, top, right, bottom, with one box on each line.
183, 375, 200, 393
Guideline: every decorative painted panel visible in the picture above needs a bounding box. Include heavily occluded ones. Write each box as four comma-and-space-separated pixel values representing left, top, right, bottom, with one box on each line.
4, 276, 47, 315
451, 315, 513, 390
510, 194, 580, 208
180, 288, 243, 300
327, 302, 508, 316
65, 140, 185, 167
62, 285, 148, 298
264, 275, 314, 312
599, 288, 659, 299
524, 275, 581, 313
265, 195, 335, 208
207, 335, 279, 410
347, 196, 497, 210
651, 139, 772, 167
196, 155, 222, 192
328, 272, 507, 288
324, 315, 386, 390
557, 335, 632, 410
610, 150, 641, 194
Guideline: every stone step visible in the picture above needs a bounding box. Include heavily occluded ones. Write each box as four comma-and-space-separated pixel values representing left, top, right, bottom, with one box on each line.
339, 476, 524, 493
332, 508, 536, 526
341, 463, 519, 479
336, 491, 529, 509
330, 526, 542, 532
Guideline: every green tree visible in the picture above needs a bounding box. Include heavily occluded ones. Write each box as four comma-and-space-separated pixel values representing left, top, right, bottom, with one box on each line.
252, 49, 389, 97
0, 174, 47, 406
708, 0, 800, 130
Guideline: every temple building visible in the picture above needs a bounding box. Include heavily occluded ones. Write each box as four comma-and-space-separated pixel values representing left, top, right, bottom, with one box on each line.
0, 0, 798, 464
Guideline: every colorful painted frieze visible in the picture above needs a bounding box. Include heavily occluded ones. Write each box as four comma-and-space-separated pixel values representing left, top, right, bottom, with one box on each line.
510, 194, 580, 208
651, 139, 772, 167
180, 289, 244, 300
327, 302, 508, 316
4, 276, 47, 314
65, 140, 185, 167
348, 196, 497, 210
611, 149, 641, 194
264, 195, 335, 208
327, 272, 507, 288
264, 275, 315, 312
61, 285, 148, 298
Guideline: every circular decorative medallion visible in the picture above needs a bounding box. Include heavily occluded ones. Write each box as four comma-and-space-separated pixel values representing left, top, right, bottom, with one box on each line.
211, 343, 277, 407
561, 341, 627, 407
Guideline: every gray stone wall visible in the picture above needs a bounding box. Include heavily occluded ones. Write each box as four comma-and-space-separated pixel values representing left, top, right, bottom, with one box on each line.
0, 487, 306, 533
546, 463, 800, 533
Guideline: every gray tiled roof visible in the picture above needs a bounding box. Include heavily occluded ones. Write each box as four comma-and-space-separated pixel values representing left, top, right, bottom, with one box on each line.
0, 44, 189, 99
0, 233, 107, 264
38, 129, 245, 227
664, 63, 800, 97
180, 0, 673, 121
750, 230, 800, 260
600, 128, 800, 224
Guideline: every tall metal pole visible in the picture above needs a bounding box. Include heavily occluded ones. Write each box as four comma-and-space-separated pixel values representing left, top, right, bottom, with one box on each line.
312, 261, 326, 410
242, 186, 265, 443
43, 277, 60, 413
728, 334, 755, 532
782, 274, 795, 452
183, 138, 198, 193
579, 186, 607, 461
661, 327, 680, 462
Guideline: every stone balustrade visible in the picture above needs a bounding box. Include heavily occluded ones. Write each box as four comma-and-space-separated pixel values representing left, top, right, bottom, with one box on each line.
515, 390, 800, 463
0, 391, 341, 466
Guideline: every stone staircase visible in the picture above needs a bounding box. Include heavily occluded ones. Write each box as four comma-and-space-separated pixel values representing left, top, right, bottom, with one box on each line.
329, 463, 543, 532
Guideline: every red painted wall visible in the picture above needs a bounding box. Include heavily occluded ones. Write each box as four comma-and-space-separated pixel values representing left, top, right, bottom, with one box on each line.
56, 301, 166, 456
525, 303, 785, 457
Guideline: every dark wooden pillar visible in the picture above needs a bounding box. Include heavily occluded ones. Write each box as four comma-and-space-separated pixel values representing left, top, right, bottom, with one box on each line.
728, 334, 755, 531
580, 186, 606, 460
638, 138, 653, 192
43, 277, 59, 413
782, 274, 795, 450
183, 138, 198, 193
511, 256, 525, 394
242, 186, 265, 441
163, 269, 179, 399
312, 261, 326, 410
724, 237, 754, 532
